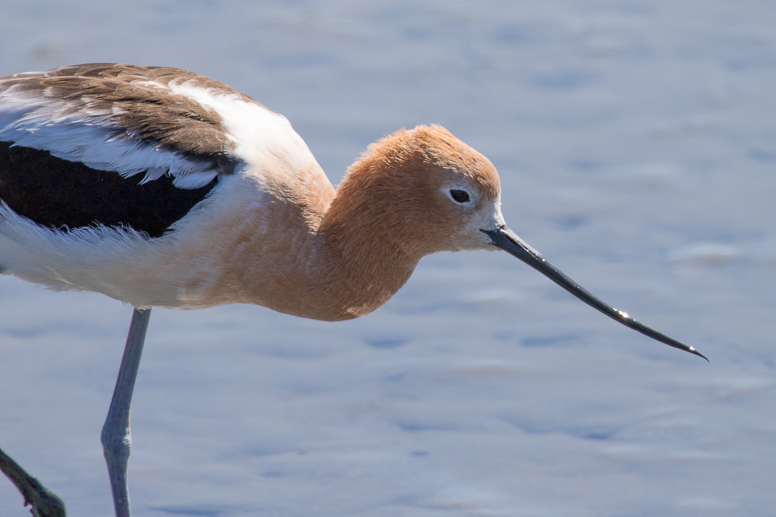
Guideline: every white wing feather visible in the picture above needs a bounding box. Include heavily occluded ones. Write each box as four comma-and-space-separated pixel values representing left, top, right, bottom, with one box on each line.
0, 88, 218, 187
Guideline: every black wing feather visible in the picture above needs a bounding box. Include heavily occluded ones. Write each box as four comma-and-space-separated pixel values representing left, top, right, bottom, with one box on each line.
0, 64, 254, 237
0, 141, 217, 238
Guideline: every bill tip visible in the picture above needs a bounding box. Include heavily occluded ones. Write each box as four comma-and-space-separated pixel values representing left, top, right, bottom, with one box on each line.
690, 347, 710, 362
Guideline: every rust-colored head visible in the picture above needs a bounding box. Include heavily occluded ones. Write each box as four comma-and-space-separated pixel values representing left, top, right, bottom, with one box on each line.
325, 125, 505, 259
252, 125, 707, 359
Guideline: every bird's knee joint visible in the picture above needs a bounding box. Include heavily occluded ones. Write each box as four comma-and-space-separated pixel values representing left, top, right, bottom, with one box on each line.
101, 426, 132, 463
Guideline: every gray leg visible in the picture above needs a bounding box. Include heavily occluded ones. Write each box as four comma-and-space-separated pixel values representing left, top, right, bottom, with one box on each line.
101, 308, 151, 517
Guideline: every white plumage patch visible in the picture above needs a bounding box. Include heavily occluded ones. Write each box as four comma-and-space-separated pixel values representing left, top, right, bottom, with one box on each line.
165, 81, 314, 175
0, 171, 269, 309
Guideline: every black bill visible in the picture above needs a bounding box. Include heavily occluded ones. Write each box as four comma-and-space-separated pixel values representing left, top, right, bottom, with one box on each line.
482, 226, 707, 361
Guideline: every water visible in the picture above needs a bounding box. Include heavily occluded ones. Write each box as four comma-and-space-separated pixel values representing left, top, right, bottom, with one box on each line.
1, 1, 775, 515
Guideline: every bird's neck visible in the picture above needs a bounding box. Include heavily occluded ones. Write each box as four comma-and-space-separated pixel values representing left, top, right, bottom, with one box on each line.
229, 161, 422, 322
306, 150, 433, 321
312, 208, 422, 321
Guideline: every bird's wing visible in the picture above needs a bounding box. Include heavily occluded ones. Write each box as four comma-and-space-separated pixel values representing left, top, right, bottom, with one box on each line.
0, 63, 248, 185
0, 63, 270, 236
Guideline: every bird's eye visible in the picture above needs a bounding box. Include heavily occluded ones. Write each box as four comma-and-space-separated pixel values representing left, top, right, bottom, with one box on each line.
450, 189, 470, 203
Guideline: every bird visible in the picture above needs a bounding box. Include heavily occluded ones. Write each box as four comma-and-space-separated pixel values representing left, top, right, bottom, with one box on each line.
0, 63, 706, 517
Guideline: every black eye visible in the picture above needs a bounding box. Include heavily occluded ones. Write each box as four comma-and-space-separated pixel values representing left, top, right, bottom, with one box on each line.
450, 189, 470, 203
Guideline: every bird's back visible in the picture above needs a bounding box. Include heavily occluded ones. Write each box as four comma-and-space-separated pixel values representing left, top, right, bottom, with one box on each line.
0, 64, 335, 309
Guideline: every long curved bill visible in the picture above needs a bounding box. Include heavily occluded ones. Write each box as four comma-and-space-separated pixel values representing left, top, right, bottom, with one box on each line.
482, 226, 708, 361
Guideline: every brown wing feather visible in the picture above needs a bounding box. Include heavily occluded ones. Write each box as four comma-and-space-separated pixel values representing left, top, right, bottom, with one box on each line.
0, 63, 262, 172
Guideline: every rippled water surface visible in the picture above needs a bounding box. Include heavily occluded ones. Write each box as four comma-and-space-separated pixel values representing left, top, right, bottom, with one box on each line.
1, 1, 776, 516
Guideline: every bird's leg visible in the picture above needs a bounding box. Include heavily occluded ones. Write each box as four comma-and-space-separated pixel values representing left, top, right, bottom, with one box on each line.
101, 308, 151, 517
0, 445, 66, 517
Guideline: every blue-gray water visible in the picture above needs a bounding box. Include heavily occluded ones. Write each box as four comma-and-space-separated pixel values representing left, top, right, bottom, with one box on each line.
1, 1, 775, 515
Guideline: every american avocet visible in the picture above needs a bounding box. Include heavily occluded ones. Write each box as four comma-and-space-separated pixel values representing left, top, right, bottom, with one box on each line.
0, 63, 706, 517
